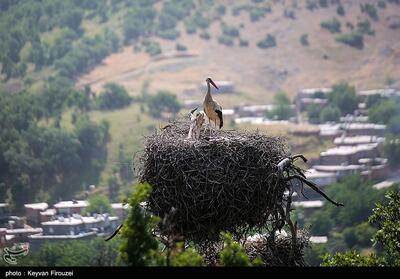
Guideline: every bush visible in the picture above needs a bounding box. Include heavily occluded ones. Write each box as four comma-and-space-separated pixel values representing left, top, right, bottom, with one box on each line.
357, 20, 375, 36
360, 3, 379, 21
368, 99, 400, 124
142, 40, 162, 56
84, 194, 115, 215
221, 24, 240, 37
378, 1, 386, 9
199, 32, 210, 40
300, 34, 309, 46
176, 43, 187, 51
306, 0, 318, 11
257, 34, 276, 49
337, 4, 345, 16
239, 39, 249, 47
320, 18, 341, 33
328, 83, 358, 116
383, 136, 400, 166
157, 29, 180, 40
147, 91, 181, 118
336, 32, 364, 49
96, 83, 132, 110
319, 105, 341, 123
218, 35, 234, 46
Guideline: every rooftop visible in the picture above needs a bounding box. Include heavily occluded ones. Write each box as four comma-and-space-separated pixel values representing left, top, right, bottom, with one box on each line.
321, 144, 378, 156
306, 169, 337, 179
24, 202, 48, 211
342, 123, 386, 130
333, 136, 385, 146
29, 231, 97, 240
298, 88, 332, 95
292, 200, 324, 208
53, 200, 88, 209
40, 209, 57, 216
309, 236, 328, 244
313, 165, 363, 172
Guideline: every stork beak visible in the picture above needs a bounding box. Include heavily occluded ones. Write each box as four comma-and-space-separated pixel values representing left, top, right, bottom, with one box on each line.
190, 107, 198, 114
208, 78, 219, 90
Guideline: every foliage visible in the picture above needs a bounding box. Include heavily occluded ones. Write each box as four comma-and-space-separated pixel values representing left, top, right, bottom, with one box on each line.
239, 39, 249, 47
388, 115, 400, 135
257, 34, 276, 49
169, 243, 204, 266
142, 39, 162, 56
357, 20, 375, 36
199, 32, 211, 40
336, 4, 345, 16
84, 194, 115, 215
383, 136, 400, 166
219, 233, 263, 266
369, 190, 400, 265
267, 91, 292, 120
147, 91, 181, 118
368, 99, 400, 124
300, 34, 309, 46
322, 250, 385, 267
360, 3, 379, 21
320, 18, 341, 33
21, 238, 122, 266
328, 83, 358, 116
221, 24, 240, 37
176, 43, 187, 52
95, 83, 132, 111
304, 244, 328, 266
119, 183, 161, 266
343, 222, 376, 249
218, 35, 234, 46
336, 32, 364, 49
319, 105, 340, 123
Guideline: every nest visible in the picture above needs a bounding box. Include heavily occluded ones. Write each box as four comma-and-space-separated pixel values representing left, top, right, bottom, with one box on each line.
245, 231, 310, 267
139, 120, 292, 243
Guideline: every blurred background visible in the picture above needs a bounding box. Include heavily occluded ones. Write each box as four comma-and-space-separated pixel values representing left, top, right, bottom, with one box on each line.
0, 0, 399, 266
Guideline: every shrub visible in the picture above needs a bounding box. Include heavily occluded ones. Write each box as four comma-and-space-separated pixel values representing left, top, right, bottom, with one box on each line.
300, 34, 309, 46
157, 29, 180, 40
336, 32, 364, 49
360, 3, 379, 21
378, 0, 386, 9
218, 35, 234, 46
96, 83, 132, 110
176, 43, 187, 51
222, 24, 240, 37
239, 39, 249, 47
337, 4, 345, 16
257, 34, 276, 49
199, 32, 210, 40
319, 105, 341, 123
142, 40, 162, 56
320, 18, 341, 33
357, 20, 375, 36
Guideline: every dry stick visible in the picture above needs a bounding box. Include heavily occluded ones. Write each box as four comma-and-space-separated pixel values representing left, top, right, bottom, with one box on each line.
286, 174, 344, 207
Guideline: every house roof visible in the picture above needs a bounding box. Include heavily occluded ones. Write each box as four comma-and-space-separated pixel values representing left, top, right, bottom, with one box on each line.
24, 203, 48, 211
53, 200, 88, 209
320, 144, 378, 156
292, 200, 324, 208
334, 135, 384, 146
309, 236, 328, 244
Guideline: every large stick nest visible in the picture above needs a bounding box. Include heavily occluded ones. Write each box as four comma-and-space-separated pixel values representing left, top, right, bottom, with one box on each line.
138, 120, 292, 243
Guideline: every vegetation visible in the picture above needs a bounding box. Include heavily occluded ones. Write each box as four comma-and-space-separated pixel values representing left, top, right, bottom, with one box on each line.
257, 34, 276, 49
176, 43, 187, 52
336, 32, 364, 49
268, 91, 293, 120
319, 105, 341, 123
83, 194, 115, 215
383, 136, 400, 166
336, 4, 345, 16
357, 20, 375, 36
328, 83, 358, 116
368, 98, 400, 125
320, 18, 341, 33
95, 83, 132, 111
360, 3, 379, 21
300, 34, 309, 46
323, 190, 400, 266
147, 91, 181, 118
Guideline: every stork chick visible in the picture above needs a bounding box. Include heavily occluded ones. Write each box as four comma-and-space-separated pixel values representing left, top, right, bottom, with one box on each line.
187, 107, 205, 140
203, 77, 223, 135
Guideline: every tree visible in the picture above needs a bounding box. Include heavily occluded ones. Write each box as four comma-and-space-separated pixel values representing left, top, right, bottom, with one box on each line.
336, 32, 364, 49
322, 190, 400, 267
96, 83, 132, 110
218, 233, 263, 266
368, 99, 400, 124
147, 91, 181, 118
119, 183, 161, 266
320, 18, 341, 33
328, 83, 358, 116
268, 91, 293, 120
84, 194, 115, 215
319, 105, 340, 123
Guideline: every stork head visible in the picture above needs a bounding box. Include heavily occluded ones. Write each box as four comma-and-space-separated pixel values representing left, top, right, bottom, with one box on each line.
206, 77, 219, 90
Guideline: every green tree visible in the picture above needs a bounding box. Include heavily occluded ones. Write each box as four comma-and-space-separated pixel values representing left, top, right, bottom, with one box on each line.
319, 105, 340, 123
147, 91, 181, 118
84, 194, 115, 215
96, 83, 132, 110
268, 91, 293, 120
320, 18, 341, 33
368, 99, 400, 124
328, 83, 358, 116
119, 183, 161, 266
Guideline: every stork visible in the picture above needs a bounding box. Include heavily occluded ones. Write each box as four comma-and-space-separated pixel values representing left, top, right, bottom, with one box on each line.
203, 77, 223, 135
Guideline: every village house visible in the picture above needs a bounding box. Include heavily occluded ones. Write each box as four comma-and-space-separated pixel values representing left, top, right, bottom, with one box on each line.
333, 135, 385, 146
319, 144, 379, 165
24, 203, 48, 226
342, 123, 386, 137
292, 200, 324, 217
53, 200, 88, 216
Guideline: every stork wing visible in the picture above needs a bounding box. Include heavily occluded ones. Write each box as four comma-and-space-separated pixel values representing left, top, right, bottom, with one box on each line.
215, 109, 223, 129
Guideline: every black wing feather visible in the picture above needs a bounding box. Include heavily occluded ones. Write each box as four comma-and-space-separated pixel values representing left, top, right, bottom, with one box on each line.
215, 109, 223, 129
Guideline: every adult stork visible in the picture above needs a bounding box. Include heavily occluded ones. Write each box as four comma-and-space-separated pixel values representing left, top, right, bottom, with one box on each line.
203, 77, 223, 134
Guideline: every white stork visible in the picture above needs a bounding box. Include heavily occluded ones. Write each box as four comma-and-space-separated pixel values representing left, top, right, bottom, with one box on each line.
203, 77, 223, 134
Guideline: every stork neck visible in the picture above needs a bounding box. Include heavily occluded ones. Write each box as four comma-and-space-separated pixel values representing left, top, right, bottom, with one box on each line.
205, 82, 212, 101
